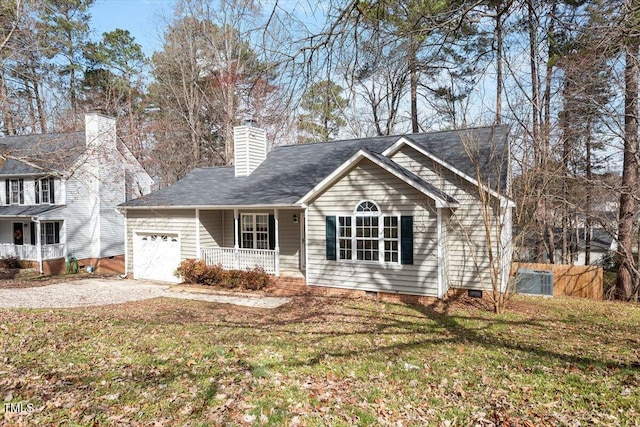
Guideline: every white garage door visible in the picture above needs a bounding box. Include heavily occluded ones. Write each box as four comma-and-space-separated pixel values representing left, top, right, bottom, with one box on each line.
133, 232, 181, 283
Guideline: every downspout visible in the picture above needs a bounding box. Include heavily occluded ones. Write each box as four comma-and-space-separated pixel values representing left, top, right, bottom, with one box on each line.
436, 208, 444, 299
116, 207, 128, 278
500, 202, 513, 293
274, 208, 280, 276
32, 217, 42, 274
120, 209, 127, 278
195, 208, 201, 260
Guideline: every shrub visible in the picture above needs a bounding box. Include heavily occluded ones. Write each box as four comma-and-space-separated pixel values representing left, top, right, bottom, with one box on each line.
199, 264, 227, 286
224, 270, 244, 289
174, 260, 274, 291
1, 256, 22, 269
243, 267, 273, 290
175, 259, 209, 284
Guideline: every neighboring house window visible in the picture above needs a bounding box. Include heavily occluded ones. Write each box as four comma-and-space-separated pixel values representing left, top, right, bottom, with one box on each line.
5, 179, 24, 205
40, 222, 60, 245
336, 201, 400, 263
241, 214, 269, 250
35, 177, 55, 204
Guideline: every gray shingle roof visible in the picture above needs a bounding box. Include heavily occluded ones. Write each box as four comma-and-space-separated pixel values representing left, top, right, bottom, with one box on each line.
121, 126, 508, 208
0, 132, 86, 176
0, 204, 63, 217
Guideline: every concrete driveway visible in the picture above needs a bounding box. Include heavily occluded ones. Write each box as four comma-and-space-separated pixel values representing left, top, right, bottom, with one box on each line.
0, 278, 290, 309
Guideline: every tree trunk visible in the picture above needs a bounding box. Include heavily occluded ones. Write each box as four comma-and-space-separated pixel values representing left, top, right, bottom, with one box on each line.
0, 72, 16, 135
32, 70, 47, 133
495, 2, 504, 125
616, 41, 639, 301
409, 44, 418, 133
585, 121, 593, 265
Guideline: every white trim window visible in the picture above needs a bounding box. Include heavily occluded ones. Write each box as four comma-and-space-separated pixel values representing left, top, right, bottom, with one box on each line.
35, 177, 55, 205
241, 213, 269, 249
39, 178, 49, 204
8, 179, 22, 205
40, 221, 60, 245
338, 201, 400, 263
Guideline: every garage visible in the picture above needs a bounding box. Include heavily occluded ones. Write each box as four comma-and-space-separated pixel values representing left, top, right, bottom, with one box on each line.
133, 232, 181, 283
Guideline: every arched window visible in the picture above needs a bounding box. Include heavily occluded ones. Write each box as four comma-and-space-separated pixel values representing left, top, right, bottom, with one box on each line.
355, 200, 379, 213
336, 200, 399, 263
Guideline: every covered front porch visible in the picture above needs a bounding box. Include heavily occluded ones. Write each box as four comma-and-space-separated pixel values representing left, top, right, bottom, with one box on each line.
195, 207, 305, 277
0, 215, 66, 271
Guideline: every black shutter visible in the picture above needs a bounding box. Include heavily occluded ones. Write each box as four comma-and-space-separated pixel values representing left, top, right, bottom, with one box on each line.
5, 180, 9, 205
49, 178, 55, 204
400, 216, 413, 265
268, 215, 275, 250
18, 179, 23, 204
30, 222, 36, 245
326, 216, 337, 260
35, 180, 40, 204
54, 222, 60, 244
236, 215, 242, 248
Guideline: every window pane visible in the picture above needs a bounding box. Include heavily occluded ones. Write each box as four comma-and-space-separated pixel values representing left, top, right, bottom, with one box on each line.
383, 216, 399, 263
242, 215, 253, 231
256, 215, 268, 232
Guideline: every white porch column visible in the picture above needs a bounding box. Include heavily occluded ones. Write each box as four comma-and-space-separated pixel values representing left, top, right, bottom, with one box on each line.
35, 218, 43, 274
274, 209, 280, 276
195, 208, 201, 260
233, 209, 239, 269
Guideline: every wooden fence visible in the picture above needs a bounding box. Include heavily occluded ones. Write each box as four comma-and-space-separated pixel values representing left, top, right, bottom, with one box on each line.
511, 262, 603, 300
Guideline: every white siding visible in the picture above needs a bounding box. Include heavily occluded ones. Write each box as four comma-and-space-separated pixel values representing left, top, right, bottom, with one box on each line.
42, 170, 100, 260
98, 143, 126, 257
199, 210, 223, 247
126, 209, 197, 273
233, 126, 266, 177
390, 146, 500, 291
278, 209, 301, 271
306, 158, 439, 296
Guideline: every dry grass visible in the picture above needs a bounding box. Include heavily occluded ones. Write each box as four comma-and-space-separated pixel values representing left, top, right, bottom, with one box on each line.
1, 293, 639, 426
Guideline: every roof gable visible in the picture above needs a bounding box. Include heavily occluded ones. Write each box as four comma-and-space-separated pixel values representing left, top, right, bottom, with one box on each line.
297, 149, 458, 208
383, 134, 513, 205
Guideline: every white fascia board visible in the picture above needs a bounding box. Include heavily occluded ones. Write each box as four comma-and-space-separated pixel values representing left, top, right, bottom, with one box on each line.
118, 203, 302, 210
297, 149, 457, 208
382, 136, 510, 203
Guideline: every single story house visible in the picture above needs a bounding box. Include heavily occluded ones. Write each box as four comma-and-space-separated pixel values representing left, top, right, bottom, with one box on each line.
119, 125, 512, 298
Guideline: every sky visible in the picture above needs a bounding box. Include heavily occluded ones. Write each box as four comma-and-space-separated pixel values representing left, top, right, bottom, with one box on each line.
89, 0, 173, 56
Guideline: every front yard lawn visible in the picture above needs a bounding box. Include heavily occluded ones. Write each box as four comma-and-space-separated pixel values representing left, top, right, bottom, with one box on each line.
1, 294, 639, 426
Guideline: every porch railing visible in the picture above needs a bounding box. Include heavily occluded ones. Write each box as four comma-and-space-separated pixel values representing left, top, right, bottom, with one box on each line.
0, 243, 65, 261
201, 246, 278, 275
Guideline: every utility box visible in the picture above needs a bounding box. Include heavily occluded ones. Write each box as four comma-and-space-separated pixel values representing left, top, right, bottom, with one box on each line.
516, 268, 553, 296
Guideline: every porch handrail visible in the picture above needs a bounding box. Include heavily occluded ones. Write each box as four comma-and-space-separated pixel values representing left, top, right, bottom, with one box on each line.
0, 243, 66, 261
201, 246, 278, 275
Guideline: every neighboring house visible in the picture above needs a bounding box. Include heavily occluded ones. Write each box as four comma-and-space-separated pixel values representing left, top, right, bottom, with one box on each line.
0, 112, 152, 274
514, 226, 616, 267
119, 125, 512, 299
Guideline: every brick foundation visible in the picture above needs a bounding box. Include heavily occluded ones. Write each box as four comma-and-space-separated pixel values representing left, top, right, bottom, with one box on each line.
271, 276, 441, 306
24, 255, 125, 275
